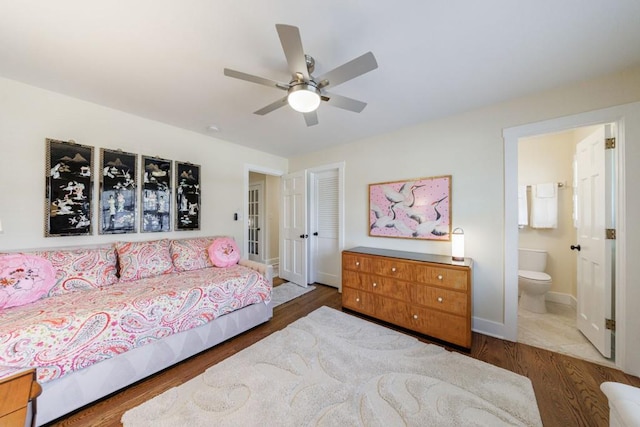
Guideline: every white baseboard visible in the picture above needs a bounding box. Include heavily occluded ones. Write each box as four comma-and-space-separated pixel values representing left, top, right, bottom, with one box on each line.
545, 291, 577, 308
472, 316, 509, 341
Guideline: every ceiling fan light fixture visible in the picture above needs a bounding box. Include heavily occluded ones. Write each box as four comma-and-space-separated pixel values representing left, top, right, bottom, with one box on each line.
287, 83, 321, 113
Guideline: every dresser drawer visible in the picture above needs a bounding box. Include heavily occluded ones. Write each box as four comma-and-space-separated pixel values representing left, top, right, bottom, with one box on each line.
412, 285, 468, 316
342, 270, 373, 291
0, 408, 27, 426
0, 371, 34, 417
342, 287, 375, 316
343, 253, 373, 273
372, 258, 413, 281
371, 276, 412, 301
409, 306, 471, 348
373, 295, 413, 329
415, 265, 468, 290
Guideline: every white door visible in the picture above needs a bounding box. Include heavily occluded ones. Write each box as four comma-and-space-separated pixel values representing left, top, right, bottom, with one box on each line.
575, 125, 613, 358
248, 183, 264, 262
280, 171, 308, 286
309, 169, 340, 287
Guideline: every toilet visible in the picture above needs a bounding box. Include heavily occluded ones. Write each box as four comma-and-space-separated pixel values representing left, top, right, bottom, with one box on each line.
518, 248, 552, 313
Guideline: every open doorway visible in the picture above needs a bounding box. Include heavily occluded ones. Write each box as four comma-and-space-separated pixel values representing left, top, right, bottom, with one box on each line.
503, 104, 631, 374
244, 165, 284, 278
516, 125, 615, 368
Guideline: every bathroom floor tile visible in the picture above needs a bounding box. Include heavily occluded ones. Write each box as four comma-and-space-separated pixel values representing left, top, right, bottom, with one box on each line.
518, 301, 616, 369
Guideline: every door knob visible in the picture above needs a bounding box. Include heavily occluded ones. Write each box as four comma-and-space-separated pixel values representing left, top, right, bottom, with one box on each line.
313, 232, 318, 236
570, 244, 581, 251
299, 234, 308, 239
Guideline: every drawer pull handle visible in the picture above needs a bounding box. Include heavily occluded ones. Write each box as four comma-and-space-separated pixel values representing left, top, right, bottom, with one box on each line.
355, 262, 360, 266
437, 297, 443, 303
372, 282, 377, 287
437, 274, 443, 280
413, 314, 418, 319
391, 267, 396, 272
356, 298, 360, 302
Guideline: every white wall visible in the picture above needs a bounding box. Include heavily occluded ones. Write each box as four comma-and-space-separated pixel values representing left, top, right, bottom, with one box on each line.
265, 174, 280, 264
0, 77, 287, 252
288, 65, 640, 360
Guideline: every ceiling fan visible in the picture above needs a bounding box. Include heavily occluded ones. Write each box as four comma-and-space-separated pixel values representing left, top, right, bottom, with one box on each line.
223, 24, 378, 126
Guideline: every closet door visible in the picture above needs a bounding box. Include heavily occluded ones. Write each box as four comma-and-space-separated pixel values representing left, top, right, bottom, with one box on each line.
309, 168, 340, 287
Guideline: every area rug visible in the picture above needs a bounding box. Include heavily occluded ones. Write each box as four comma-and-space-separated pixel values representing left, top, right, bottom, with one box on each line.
122, 307, 542, 426
270, 282, 316, 307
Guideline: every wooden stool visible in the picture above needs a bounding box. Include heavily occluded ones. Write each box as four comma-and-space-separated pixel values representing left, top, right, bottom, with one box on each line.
0, 369, 42, 427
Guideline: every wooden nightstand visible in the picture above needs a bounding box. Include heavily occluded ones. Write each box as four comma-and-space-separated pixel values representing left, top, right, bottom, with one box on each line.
0, 369, 42, 427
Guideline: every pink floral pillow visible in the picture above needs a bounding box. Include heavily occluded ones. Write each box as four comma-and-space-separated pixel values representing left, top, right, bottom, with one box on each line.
32, 247, 119, 296
208, 237, 240, 268
170, 237, 214, 272
116, 239, 175, 282
0, 254, 56, 309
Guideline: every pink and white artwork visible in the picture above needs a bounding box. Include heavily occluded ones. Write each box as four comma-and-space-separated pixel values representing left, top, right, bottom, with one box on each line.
369, 175, 451, 240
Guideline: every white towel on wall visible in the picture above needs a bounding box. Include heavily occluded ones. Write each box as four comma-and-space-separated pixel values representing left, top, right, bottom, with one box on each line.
518, 185, 528, 227
530, 183, 558, 228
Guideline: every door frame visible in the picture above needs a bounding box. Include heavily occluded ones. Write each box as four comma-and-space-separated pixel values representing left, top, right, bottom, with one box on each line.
503, 105, 628, 370
243, 164, 284, 261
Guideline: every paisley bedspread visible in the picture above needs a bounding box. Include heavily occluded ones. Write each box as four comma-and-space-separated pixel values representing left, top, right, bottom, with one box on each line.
0, 265, 271, 383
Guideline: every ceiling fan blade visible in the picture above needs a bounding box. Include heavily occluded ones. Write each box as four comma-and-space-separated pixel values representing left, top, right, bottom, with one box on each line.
254, 97, 288, 115
323, 92, 367, 113
276, 24, 310, 81
316, 52, 378, 89
304, 111, 319, 126
224, 68, 289, 90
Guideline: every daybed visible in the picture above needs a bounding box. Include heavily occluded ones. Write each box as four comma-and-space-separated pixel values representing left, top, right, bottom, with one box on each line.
0, 236, 273, 426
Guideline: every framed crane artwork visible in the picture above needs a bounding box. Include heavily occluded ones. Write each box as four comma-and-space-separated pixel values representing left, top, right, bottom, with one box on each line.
369, 175, 451, 241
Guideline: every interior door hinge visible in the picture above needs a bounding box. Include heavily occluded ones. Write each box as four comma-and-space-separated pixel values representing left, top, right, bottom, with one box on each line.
605, 137, 616, 149
606, 318, 616, 331
606, 229, 616, 240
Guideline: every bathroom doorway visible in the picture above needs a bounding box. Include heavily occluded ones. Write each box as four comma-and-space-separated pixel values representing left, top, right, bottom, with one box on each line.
516, 125, 615, 367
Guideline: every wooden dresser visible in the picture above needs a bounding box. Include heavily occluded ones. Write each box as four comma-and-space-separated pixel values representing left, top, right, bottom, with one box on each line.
342, 247, 473, 348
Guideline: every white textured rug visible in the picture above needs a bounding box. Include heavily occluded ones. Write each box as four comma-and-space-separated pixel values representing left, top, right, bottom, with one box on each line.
270, 282, 316, 307
122, 307, 542, 426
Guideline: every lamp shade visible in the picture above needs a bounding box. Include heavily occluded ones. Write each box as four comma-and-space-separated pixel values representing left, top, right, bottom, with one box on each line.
452, 228, 464, 261
287, 84, 321, 113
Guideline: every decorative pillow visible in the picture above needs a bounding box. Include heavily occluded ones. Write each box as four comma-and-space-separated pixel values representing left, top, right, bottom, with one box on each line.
0, 254, 56, 309
170, 237, 215, 272
116, 239, 175, 282
32, 247, 119, 296
208, 237, 240, 268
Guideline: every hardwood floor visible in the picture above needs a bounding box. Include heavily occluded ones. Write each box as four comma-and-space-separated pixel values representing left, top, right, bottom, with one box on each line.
47, 283, 640, 427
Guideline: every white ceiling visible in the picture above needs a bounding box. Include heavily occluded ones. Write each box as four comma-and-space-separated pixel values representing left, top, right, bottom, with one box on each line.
1, 1, 640, 158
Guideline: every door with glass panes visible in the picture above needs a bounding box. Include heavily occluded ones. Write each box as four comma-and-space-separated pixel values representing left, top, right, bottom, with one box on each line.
248, 183, 264, 262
